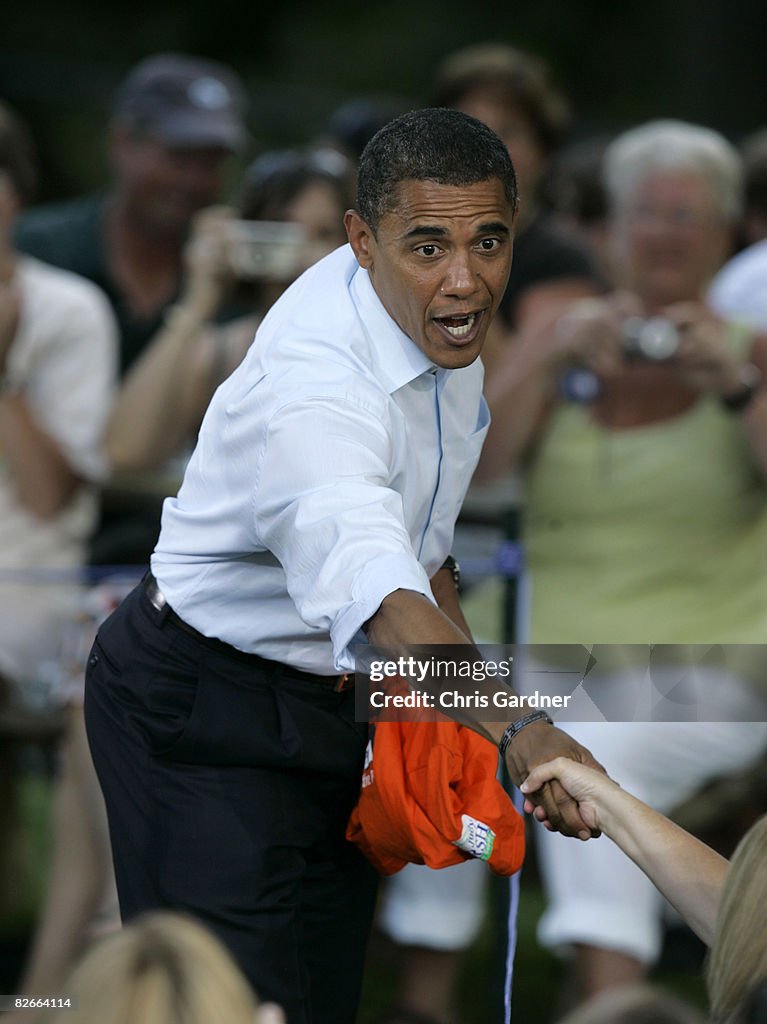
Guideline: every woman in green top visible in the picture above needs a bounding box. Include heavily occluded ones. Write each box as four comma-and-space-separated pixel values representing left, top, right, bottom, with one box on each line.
468, 119, 767, 1010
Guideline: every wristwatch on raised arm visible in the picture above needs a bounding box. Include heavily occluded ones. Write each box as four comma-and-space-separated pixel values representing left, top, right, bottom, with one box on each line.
720, 362, 763, 413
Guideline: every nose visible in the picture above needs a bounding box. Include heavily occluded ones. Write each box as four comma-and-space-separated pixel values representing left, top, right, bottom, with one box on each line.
440, 251, 481, 299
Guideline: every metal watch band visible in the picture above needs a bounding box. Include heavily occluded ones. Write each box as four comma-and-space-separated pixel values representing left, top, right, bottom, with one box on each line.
498, 709, 553, 759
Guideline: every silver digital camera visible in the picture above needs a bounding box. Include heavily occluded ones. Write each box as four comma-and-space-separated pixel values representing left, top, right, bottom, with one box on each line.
224, 220, 310, 282
621, 316, 680, 362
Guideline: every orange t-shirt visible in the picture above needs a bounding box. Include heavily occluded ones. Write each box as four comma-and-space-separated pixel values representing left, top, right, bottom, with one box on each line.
346, 718, 525, 876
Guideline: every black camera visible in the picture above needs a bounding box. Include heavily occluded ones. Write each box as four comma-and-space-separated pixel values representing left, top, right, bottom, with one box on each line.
621, 316, 680, 362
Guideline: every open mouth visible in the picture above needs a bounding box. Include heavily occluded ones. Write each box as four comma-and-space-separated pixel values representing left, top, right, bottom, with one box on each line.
433, 310, 482, 342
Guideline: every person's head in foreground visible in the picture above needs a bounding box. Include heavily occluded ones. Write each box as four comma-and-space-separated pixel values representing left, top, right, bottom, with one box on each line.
707, 815, 767, 1024
52, 910, 284, 1024
345, 106, 518, 370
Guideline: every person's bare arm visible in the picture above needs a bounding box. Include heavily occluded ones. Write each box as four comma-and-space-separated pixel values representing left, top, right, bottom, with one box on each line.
706, 329, 767, 475
475, 278, 601, 482
0, 391, 80, 518
366, 588, 604, 839
106, 207, 239, 471
521, 758, 727, 944
0, 280, 80, 518
650, 303, 767, 477
106, 306, 218, 470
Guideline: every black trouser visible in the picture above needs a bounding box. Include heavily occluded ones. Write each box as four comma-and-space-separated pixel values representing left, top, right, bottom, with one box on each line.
84, 581, 378, 1024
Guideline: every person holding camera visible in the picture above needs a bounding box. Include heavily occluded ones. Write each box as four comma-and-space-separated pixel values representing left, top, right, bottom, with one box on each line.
105, 147, 352, 475
465, 119, 767, 1010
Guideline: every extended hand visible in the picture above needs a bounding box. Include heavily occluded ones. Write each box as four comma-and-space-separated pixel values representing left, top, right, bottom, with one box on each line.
180, 206, 238, 317
504, 722, 606, 840
520, 756, 622, 838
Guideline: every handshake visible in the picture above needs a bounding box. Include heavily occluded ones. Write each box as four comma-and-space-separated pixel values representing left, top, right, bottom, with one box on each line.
520, 757, 619, 836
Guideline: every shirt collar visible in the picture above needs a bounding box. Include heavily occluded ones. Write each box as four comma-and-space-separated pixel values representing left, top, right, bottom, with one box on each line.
349, 257, 437, 393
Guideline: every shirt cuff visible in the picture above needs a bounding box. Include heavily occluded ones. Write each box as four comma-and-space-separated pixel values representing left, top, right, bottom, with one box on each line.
330, 552, 435, 670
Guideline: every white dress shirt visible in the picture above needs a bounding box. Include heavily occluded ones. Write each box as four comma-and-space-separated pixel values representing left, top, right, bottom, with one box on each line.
152, 245, 489, 673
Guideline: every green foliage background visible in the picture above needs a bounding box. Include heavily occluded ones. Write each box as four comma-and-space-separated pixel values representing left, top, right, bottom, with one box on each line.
2, 0, 766, 203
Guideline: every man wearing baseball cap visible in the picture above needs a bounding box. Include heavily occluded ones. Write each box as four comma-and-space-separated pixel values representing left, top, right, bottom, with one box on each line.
15, 52, 249, 565
17, 53, 248, 377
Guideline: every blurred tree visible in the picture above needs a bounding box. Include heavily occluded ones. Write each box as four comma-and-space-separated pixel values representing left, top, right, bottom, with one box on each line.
1, 0, 766, 201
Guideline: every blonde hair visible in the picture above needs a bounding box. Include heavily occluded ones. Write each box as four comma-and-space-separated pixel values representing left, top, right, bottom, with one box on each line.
707, 815, 767, 1024
53, 911, 259, 1024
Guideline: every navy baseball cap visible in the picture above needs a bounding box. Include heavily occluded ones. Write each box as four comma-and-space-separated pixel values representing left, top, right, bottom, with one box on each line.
112, 53, 248, 152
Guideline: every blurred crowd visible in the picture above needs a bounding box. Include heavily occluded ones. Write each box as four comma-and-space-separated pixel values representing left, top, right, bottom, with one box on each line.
1, 40, 766, 1024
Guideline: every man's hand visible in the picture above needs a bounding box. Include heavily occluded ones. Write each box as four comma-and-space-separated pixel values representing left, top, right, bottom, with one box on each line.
503, 721, 606, 840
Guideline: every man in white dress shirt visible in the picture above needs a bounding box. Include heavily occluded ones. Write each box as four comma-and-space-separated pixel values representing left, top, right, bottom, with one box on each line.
84, 108, 600, 1024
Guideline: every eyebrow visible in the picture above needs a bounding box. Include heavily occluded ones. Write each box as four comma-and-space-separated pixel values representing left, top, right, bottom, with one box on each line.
403, 221, 511, 239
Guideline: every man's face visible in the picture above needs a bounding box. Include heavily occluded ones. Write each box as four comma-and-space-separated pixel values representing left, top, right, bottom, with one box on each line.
346, 178, 515, 369
112, 128, 230, 237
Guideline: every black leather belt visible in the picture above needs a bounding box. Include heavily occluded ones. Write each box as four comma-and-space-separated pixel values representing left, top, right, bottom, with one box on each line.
142, 572, 353, 691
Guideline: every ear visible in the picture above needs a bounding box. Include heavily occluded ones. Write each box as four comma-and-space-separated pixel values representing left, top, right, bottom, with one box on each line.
344, 209, 375, 270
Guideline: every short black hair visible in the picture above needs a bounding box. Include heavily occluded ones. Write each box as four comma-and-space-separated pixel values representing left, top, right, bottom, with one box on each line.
356, 107, 517, 233
0, 100, 38, 205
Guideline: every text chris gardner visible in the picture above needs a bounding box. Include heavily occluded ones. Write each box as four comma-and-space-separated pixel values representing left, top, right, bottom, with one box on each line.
369, 688, 572, 710
366, 655, 571, 710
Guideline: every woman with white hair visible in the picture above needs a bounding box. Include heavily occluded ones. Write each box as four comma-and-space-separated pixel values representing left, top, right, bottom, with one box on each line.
465, 119, 767, 1010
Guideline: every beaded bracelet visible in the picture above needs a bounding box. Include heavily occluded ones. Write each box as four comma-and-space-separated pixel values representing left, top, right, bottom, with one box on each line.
498, 709, 553, 759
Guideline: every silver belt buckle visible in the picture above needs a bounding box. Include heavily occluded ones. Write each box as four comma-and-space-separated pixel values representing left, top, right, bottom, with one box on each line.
146, 574, 167, 614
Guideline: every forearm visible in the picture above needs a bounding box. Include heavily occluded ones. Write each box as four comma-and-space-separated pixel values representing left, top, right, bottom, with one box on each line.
367, 588, 543, 746
0, 392, 80, 518
475, 280, 599, 482
596, 786, 726, 945
474, 358, 554, 481
106, 307, 212, 470
738, 391, 767, 476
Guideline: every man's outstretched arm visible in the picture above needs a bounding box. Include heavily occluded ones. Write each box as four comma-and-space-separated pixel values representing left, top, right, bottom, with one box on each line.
366, 587, 605, 840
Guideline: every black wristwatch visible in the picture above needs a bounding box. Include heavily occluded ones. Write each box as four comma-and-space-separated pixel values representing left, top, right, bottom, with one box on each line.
441, 554, 461, 592
720, 363, 763, 414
